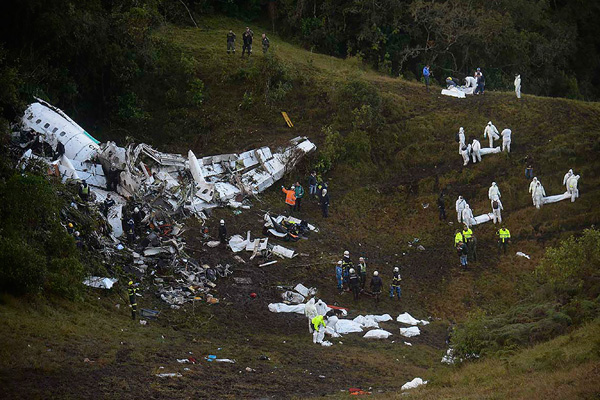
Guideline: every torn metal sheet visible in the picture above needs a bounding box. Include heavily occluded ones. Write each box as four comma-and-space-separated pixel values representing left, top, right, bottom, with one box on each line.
272, 245, 296, 259
83, 276, 118, 289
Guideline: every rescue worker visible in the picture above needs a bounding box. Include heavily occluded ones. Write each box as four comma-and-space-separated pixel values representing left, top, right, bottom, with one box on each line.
465, 76, 477, 88
497, 225, 511, 255
525, 165, 534, 180
456, 241, 468, 268
357, 257, 367, 289
241, 27, 253, 57
226, 29, 236, 54
390, 267, 401, 300
423, 65, 431, 91
563, 169, 574, 190
218, 219, 227, 244
126, 218, 135, 245
533, 181, 546, 209
454, 230, 464, 246
316, 179, 328, 198
281, 185, 296, 214
462, 225, 476, 262
335, 261, 343, 293
501, 128, 512, 153
341, 251, 353, 289
471, 139, 482, 163
461, 143, 471, 166
67, 222, 75, 235
78, 179, 90, 202
73, 231, 83, 249
320, 188, 330, 218
529, 177, 539, 203
488, 182, 501, 200
308, 171, 317, 197
294, 182, 305, 211
370, 271, 383, 304
455, 196, 467, 224
446, 77, 458, 87
127, 280, 138, 320
514, 74, 521, 99
103, 194, 115, 217
305, 298, 318, 333
437, 193, 446, 220
261, 33, 270, 53
458, 127, 466, 155
461, 204, 474, 229
132, 207, 145, 235
348, 268, 360, 301
491, 197, 503, 223
474, 71, 485, 94
312, 314, 326, 344
483, 121, 500, 148
567, 175, 580, 202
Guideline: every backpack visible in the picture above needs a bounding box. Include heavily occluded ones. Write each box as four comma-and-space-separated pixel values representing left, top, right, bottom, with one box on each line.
492, 200, 499, 209
455, 133, 460, 142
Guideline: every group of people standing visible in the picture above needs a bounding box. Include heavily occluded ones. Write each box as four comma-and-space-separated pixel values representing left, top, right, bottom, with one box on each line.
227, 27, 270, 57
282, 171, 330, 217
458, 121, 512, 166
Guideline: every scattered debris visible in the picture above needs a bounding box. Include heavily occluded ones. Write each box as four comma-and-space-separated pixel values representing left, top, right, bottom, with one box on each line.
397, 312, 429, 326
293, 283, 317, 297
441, 348, 456, 364
404, 342, 412, 346
516, 251, 531, 259
245, 367, 256, 372
139, 320, 147, 325
401, 377, 427, 390
156, 373, 183, 378
363, 329, 393, 339
82, 277, 118, 289
259, 260, 277, 267
400, 326, 421, 337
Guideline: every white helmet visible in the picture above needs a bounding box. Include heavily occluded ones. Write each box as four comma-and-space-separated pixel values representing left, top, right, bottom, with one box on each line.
393, 267, 399, 272
322, 189, 327, 195
220, 219, 225, 224
373, 271, 379, 276
359, 257, 365, 262
492, 182, 496, 186
291, 185, 295, 190
337, 260, 343, 265
349, 268, 355, 274
344, 250, 349, 256
488, 121, 492, 125
134, 207, 139, 213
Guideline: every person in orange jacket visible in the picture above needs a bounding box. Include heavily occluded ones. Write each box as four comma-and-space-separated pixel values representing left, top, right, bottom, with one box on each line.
282, 185, 296, 214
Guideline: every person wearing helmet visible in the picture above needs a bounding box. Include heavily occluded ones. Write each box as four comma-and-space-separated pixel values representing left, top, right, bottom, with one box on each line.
501, 128, 511, 153
390, 267, 401, 300
358, 257, 367, 289
335, 261, 343, 293
445, 76, 457, 88
348, 268, 360, 301
483, 121, 500, 148
67, 222, 75, 235
320, 187, 330, 218
103, 194, 115, 217
127, 280, 138, 320
132, 206, 145, 234
219, 219, 227, 244
282, 185, 297, 214
562, 169, 574, 190
341, 251, 353, 290
126, 218, 135, 245
370, 271, 383, 304
78, 179, 89, 202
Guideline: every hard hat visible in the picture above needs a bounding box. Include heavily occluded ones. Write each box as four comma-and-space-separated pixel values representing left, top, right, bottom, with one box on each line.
359, 257, 365, 261
68, 223, 73, 228
349, 268, 355, 273
128, 280, 134, 286
447, 76, 452, 80
373, 271, 379, 276
250, 292, 257, 298
134, 207, 139, 213
492, 182, 496, 186
322, 189, 327, 195
477, 67, 481, 71
220, 219, 225, 224
344, 250, 349, 256
337, 260, 343, 265
393, 267, 399, 272
74, 231, 80, 236
291, 185, 295, 189
488, 121, 492, 125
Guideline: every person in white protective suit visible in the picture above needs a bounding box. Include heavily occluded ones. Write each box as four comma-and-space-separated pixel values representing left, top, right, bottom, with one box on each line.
501, 128, 512, 152
304, 298, 318, 333
461, 143, 471, 166
471, 139, 482, 163
528, 177, 539, 204
458, 127, 466, 155
465, 76, 477, 88
567, 175, 580, 202
483, 121, 500, 148
491, 197, 503, 224
456, 196, 467, 223
533, 181, 546, 209
514, 74, 521, 99
563, 169, 574, 190
462, 204, 475, 228
488, 182, 501, 200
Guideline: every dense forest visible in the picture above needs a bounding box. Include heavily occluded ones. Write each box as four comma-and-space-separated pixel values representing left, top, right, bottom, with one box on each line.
1, 0, 599, 134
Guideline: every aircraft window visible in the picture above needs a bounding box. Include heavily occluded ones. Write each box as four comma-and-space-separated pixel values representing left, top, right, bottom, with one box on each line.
35, 119, 42, 124
59, 131, 66, 137
52, 128, 58, 133
44, 123, 50, 128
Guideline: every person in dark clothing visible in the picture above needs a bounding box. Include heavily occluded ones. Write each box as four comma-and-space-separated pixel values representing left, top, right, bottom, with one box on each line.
67, 222, 75, 235
457, 241, 468, 268
241, 27, 253, 58
127, 280, 138, 320
341, 251, 353, 290
218, 219, 227, 243
370, 271, 383, 304
132, 207, 145, 234
390, 267, 401, 299
103, 194, 116, 217
525, 165, 534, 179
78, 180, 90, 202
126, 218, 135, 246
475, 73, 485, 94
437, 193, 446, 220
320, 188, 330, 218
348, 268, 360, 301
54, 141, 65, 160
468, 235, 477, 262
308, 171, 317, 197
227, 29, 236, 53
294, 182, 305, 211
261, 33, 270, 53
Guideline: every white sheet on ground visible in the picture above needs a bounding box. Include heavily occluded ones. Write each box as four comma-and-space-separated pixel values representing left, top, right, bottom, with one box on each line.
400, 326, 421, 337
83, 276, 118, 289
441, 88, 466, 98
397, 313, 429, 325
401, 377, 427, 390
268, 303, 306, 314
516, 251, 531, 259
363, 329, 393, 339
371, 314, 393, 322
335, 319, 364, 334
353, 315, 380, 329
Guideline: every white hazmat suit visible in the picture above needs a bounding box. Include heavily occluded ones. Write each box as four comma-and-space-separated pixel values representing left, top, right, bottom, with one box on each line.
501, 129, 512, 153
458, 127, 466, 155
484, 122, 500, 148
456, 196, 467, 223
533, 182, 546, 209
567, 175, 580, 202
462, 204, 475, 228
461, 143, 471, 166
563, 169, 574, 190
471, 139, 482, 163
528, 177, 539, 203
514, 74, 521, 99
465, 76, 477, 88
488, 182, 501, 200
304, 298, 317, 333
491, 198, 503, 224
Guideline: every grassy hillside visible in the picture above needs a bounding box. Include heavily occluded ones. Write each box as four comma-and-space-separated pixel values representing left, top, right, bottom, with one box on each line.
1, 15, 599, 399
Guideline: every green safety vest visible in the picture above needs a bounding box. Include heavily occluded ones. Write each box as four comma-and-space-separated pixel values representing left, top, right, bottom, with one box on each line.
81, 185, 89, 194
462, 228, 473, 240
454, 232, 464, 244
359, 262, 367, 273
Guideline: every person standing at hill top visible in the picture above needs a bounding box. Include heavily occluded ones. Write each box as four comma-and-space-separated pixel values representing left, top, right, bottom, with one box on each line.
241, 27, 253, 58
226, 29, 236, 54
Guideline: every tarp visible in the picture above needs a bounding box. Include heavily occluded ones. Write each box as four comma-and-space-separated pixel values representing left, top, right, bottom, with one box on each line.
401, 377, 427, 390
335, 319, 364, 334
363, 329, 393, 339
472, 213, 494, 225
441, 87, 466, 98
268, 303, 306, 314
397, 312, 429, 325
479, 147, 501, 155
400, 326, 421, 337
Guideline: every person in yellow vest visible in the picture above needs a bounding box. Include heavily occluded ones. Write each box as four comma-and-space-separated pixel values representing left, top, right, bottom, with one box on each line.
454, 230, 464, 246
312, 314, 326, 344
78, 179, 90, 202
462, 225, 477, 262
496, 225, 511, 255
127, 280, 138, 320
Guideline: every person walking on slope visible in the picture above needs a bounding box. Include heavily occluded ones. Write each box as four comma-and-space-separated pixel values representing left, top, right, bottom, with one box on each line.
563, 169, 574, 190
471, 139, 482, 163
308, 171, 317, 197
127, 280, 138, 320
454, 230, 464, 246
514, 74, 521, 99
488, 182, 501, 200
456, 195, 467, 224
497, 226, 511, 255
437, 193, 446, 220
79, 179, 90, 202
462, 225, 476, 262
501, 128, 512, 153
335, 261, 343, 294
457, 241, 468, 268
218, 219, 227, 244
423, 65, 431, 91
294, 182, 305, 211
261, 33, 270, 53
348, 268, 361, 301
312, 314, 326, 344
370, 271, 383, 304
457, 127, 466, 155
533, 181, 546, 209
357, 257, 367, 289
525, 165, 534, 180
226, 29, 236, 54
529, 177, 540, 203
567, 175, 580, 202
241, 27, 253, 57
390, 267, 401, 300
341, 251, 353, 290
461, 143, 472, 166
491, 197, 503, 223
305, 298, 318, 333
462, 204, 475, 229
320, 188, 330, 217
484, 121, 500, 148
282, 185, 296, 214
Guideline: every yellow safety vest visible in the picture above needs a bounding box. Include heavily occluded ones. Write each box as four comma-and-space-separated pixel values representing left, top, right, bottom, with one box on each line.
454, 232, 464, 245
498, 228, 511, 242
462, 228, 473, 240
